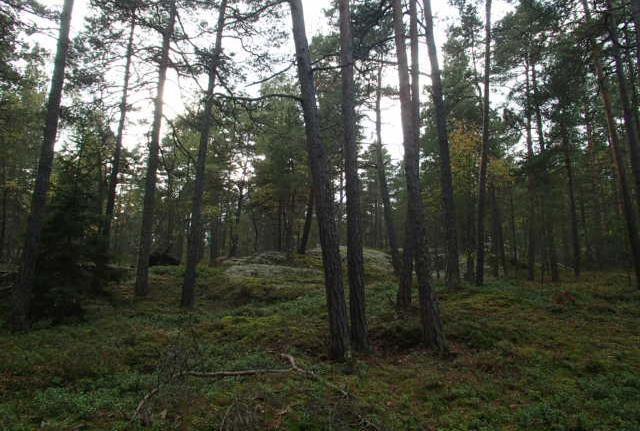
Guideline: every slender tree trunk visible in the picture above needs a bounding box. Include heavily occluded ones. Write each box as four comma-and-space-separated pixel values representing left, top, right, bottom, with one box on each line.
103, 16, 135, 249
10, 0, 74, 331
181, 0, 226, 308
509, 187, 518, 270
374, 61, 401, 277
560, 118, 580, 278
475, 0, 492, 285
289, 0, 350, 361
423, 0, 460, 289
208, 219, 218, 266
524, 59, 536, 281
632, 0, 640, 77
392, 0, 446, 350
298, 187, 313, 254
398, 0, 422, 307
585, 108, 604, 265
134, 0, 176, 297
582, 0, 640, 287
339, 0, 368, 351
606, 0, 640, 212
228, 181, 243, 258
531, 62, 559, 282
0, 159, 7, 262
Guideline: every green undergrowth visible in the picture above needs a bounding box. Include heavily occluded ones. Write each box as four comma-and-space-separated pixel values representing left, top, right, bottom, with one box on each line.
1, 254, 639, 430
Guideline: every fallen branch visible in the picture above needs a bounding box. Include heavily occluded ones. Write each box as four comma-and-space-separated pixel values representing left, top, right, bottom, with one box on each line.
130, 387, 159, 423
130, 353, 353, 426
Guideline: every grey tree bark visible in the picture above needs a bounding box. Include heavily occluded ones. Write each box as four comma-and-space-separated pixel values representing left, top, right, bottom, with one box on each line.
289, 0, 350, 361
475, 0, 492, 285
422, 0, 460, 289
581, 0, 640, 287
374, 59, 401, 277
392, 0, 446, 350
339, 0, 368, 351
181, 0, 227, 308
10, 0, 75, 331
134, 0, 176, 297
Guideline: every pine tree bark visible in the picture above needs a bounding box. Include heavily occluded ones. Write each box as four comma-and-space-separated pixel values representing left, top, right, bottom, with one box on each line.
10, 0, 74, 330
392, 0, 446, 350
374, 60, 401, 277
632, 0, 640, 78
606, 0, 640, 211
298, 187, 313, 254
0, 158, 6, 262
560, 117, 580, 278
475, 0, 492, 285
423, 0, 460, 289
103, 16, 135, 250
181, 0, 227, 308
581, 0, 640, 287
584, 108, 604, 265
339, 0, 368, 351
134, 0, 176, 297
289, 0, 350, 361
531, 62, 559, 282
524, 59, 536, 281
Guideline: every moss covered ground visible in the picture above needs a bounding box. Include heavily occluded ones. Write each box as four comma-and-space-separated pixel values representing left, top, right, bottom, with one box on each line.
1, 252, 639, 430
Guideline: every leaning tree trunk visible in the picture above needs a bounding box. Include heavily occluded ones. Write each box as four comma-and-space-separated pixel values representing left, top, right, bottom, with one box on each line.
475, 0, 492, 286
560, 117, 580, 278
423, 0, 460, 289
339, 0, 368, 351
10, 0, 74, 331
374, 59, 401, 277
134, 0, 176, 297
582, 0, 640, 287
392, 0, 446, 350
606, 0, 640, 212
289, 0, 350, 361
181, 0, 227, 309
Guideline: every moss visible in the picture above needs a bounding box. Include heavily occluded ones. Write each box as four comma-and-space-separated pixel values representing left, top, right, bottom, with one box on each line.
1, 257, 639, 430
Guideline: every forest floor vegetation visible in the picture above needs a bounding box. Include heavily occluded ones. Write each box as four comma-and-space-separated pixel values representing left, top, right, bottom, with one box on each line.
1, 252, 639, 430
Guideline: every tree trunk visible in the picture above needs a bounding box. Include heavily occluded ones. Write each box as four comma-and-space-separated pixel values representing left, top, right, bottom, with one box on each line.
298, 187, 313, 254
585, 108, 604, 265
606, 0, 640, 212
531, 61, 559, 282
560, 118, 580, 278
0, 158, 7, 262
10, 0, 74, 331
524, 59, 536, 281
339, 0, 368, 351
393, 0, 446, 350
475, 0, 492, 285
103, 16, 135, 249
582, 0, 640, 287
181, 0, 226, 308
134, 0, 176, 297
374, 60, 401, 277
509, 187, 518, 271
228, 181, 243, 258
633, 0, 640, 78
423, 0, 460, 289
289, 0, 350, 361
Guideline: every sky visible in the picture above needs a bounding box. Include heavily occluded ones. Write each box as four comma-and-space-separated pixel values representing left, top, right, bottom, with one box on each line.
30, 0, 514, 161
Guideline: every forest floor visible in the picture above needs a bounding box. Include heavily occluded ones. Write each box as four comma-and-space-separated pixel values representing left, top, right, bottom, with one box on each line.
1, 251, 640, 430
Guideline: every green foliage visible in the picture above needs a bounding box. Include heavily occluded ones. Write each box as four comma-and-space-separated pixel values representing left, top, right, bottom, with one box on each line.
1, 259, 639, 429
